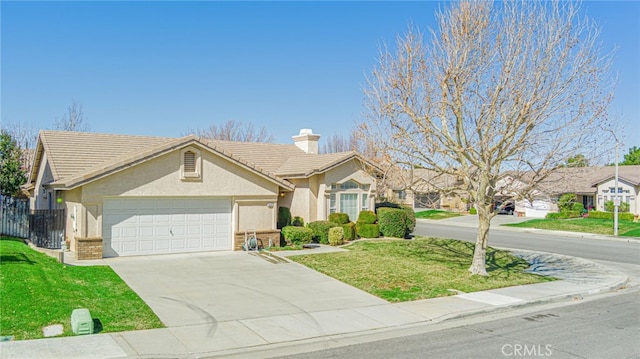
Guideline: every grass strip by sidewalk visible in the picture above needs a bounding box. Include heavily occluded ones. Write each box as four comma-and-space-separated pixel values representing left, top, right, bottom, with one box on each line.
415, 209, 463, 220
289, 237, 555, 302
503, 217, 640, 237
0, 237, 164, 340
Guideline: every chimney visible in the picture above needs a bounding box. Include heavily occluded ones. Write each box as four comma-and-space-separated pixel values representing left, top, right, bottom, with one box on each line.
293, 129, 320, 154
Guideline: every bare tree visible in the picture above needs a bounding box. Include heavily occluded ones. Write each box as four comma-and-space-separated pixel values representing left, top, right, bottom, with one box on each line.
2, 121, 39, 176
54, 100, 90, 132
321, 133, 351, 154
190, 119, 274, 142
361, 0, 613, 275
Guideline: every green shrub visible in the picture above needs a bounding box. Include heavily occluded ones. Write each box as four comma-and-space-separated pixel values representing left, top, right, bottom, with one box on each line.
604, 200, 630, 213
329, 212, 350, 225
558, 193, 577, 212
563, 210, 582, 218
357, 210, 377, 224
377, 207, 409, 238
621, 212, 635, 221
402, 206, 416, 233
572, 202, 585, 212
469, 207, 477, 215
545, 212, 566, 219
342, 222, 356, 241
281, 226, 313, 245
328, 227, 344, 246
588, 210, 634, 221
277, 207, 291, 229
292, 216, 305, 227
308, 221, 340, 244
546, 210, 582, 219
356, 223, 380, 238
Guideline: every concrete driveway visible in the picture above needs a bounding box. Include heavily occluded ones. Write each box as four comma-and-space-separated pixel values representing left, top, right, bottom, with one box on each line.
106, 250, 388, 328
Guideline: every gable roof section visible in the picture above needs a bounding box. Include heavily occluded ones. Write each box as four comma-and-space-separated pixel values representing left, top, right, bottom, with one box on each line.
275, 152, 365, 177
28, 131, 170, 187
28, 131, 378, 192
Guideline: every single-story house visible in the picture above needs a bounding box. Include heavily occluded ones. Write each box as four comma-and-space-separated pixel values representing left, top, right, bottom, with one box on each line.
22, 129, 378, 259
499, 166, 640, 218
381, 165, 640, 218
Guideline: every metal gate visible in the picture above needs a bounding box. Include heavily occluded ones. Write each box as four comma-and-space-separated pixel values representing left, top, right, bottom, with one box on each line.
29, 209, 66, 249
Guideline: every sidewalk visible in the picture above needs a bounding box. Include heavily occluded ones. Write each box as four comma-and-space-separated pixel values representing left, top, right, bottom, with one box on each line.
0, 243, 628, 359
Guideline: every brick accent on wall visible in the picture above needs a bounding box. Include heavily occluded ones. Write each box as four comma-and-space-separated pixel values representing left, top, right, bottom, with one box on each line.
234, 230, 281, 251
76, 237, 103, 260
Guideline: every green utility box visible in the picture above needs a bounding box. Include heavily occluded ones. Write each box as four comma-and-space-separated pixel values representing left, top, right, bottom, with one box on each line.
71, 308, 93, 335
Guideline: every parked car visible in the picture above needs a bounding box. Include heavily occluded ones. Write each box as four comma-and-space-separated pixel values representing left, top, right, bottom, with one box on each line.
495, 201, 515, 215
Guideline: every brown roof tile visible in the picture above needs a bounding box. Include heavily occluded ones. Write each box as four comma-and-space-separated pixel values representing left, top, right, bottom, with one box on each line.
31, 131, 373, 191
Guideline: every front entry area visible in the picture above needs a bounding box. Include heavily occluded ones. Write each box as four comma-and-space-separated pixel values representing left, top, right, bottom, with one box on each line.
103, 197, 232, 257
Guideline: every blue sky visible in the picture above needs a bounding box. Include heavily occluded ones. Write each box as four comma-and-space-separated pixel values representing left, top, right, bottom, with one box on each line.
1, 1, 638, 151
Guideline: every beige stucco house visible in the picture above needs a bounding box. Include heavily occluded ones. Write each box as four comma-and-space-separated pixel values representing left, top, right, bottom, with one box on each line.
23, 129, 377, 258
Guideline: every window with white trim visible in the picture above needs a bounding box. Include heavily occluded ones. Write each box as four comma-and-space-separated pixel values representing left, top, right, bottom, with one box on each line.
327, 180, 372, 222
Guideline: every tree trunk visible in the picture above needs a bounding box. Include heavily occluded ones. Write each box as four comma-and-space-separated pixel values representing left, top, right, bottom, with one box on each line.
469, 209, 490, 276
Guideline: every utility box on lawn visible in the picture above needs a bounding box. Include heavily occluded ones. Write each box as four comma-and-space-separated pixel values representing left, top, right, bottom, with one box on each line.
71, 308, 93, 335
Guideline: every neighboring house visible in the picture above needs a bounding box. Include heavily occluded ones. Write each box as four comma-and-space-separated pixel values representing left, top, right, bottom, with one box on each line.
22, 129, 378, 258
382, 165, 640, 218
376, 167, 470, 211
507, 166, 640, 218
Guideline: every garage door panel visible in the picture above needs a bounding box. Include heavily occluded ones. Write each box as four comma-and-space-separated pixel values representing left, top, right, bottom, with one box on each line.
103, 198, 232, 257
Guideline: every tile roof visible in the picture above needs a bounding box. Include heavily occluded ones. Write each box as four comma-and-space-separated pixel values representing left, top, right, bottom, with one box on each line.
36, 130, 170, 183
29, 131, 370, 191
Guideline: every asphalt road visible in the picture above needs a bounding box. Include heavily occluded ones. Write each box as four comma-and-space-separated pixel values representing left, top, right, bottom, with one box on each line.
278, 291, 640, 359
414, 220, 640, 265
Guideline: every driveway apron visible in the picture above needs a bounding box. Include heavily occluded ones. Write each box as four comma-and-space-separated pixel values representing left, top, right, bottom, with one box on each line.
106, 251, 387, 328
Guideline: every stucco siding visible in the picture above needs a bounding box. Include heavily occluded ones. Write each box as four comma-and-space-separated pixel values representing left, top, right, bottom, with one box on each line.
289, 179, 313, 222
596, 178, 639, 214
237, 200, 277, 231
80, 149, 279, 202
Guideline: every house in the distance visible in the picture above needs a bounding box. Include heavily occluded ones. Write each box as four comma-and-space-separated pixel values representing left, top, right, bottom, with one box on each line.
22, 129, 378, 259
382, 165, 640, 218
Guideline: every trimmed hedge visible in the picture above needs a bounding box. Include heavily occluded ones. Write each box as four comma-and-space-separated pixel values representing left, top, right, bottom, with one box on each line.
342, 222, 356, 241
308, 221, 340, 244
328, 227, 344, 246
292, 216, 305, 227
375, 203, 415, 236
281, 226, 313, 245
329, 212, 350, 225
357, 210, 377, 224
469, 207, 477, 215
357, 223, 380, 238
588, 211, 635, 221
402, 206, 416, 233
277, 207, 291, 229
377, 207, 408, 238
545, 211, 582, 219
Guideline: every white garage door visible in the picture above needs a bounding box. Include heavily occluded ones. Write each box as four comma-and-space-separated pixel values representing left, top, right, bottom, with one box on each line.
103, 197, 232, 257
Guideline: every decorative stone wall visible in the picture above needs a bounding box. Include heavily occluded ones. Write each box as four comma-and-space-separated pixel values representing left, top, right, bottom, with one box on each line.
234, 230, 281, 251
75, 237, 103, 260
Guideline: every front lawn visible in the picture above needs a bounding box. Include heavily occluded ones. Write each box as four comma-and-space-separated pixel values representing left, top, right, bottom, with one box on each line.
415, 209, 463, 220
289, 237, 554, 302
503, 218, 640, 237
0, 237, 164, 340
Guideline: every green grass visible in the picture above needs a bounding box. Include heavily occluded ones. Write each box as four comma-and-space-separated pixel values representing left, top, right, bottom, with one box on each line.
415, 209, 463, 220
0, 237, 164, 340
504, 218, 640, 237
289, 237, 555, 302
